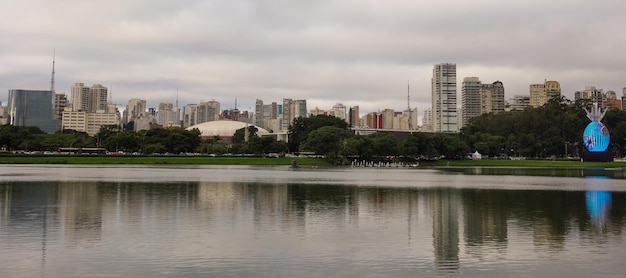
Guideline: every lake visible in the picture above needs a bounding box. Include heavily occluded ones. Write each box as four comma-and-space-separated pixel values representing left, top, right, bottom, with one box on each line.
1, 165, 626, 277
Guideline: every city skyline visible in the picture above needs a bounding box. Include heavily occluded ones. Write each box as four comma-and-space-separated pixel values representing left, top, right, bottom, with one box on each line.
1, 1, 626, 115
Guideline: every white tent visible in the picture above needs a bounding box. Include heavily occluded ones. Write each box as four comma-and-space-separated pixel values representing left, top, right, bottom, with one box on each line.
472, 151, 482, 160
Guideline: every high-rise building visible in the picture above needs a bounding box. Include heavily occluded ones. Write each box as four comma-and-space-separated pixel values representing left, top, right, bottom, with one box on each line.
71, 82, 90, 111
197, 100, 220, 123
0, 101, 8, 125
123, 98, 147, 125
530, 80, 561, 107
331, 103, 347, 121
255, 99, 279, 130
90, 84, 108, 112
422, 108, 432, 132
461, 77, 481, 128
8, 89, 60, 133
54, 93, 67, 120
349, 106, 360, 127
255, 99, 264, 127
70, 82, 108, 112
574, 86, 604, 106
545, 81, 561, 101
481, 81, 505, 114
281, 99, 307, 131
157, 102, 180, 127
381, 108, 395, 129
182, 104, 198, 128
431, 63, 458, 132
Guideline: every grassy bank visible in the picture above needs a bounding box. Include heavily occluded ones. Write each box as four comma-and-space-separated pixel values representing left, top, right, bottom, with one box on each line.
417, 159, 626, 168
0, 155, 332, 166
0, 155, 624, 168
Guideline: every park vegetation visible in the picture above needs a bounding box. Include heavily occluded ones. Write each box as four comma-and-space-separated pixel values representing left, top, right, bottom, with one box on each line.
1, 96, 625, 165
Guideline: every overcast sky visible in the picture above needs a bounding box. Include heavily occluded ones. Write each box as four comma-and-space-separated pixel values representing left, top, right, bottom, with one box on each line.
1, 0, 625, 116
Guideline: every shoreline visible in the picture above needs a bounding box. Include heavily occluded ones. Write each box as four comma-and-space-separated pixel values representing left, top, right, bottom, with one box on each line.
0, 155, 625, 169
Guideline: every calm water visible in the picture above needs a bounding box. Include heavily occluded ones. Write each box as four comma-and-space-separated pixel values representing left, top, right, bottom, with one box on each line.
1, 165, 626, 277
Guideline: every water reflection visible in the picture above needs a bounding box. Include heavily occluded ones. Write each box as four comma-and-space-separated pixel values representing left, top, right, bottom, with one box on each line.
585, 176, 613, 234
442, 167, 626, 179
1, 175, 626, 277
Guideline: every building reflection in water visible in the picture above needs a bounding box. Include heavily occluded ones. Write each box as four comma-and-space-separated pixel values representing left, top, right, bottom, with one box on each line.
432, 188, 460, 273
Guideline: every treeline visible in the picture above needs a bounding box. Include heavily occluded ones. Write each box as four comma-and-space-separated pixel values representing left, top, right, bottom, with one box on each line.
290, 97, 626, 163
462, 96, 626, 158
3, 96, 625, 161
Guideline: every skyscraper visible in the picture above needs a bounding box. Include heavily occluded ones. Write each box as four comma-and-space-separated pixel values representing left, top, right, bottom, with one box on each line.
71, 82, 90, 111
197, 100, 220, 123
461, 77, 481, 128
8, 89, 60, 133
157, 102, 180, 127
432, 63, 458, 132
182, 104, 198, 128
123, 98, 147, 127
349, 106, 360, 127
70, 82, 108, 112
281, 99, 307, 131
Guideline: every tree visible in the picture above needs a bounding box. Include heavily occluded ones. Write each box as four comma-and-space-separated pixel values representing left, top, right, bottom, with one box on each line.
288, 115, 349, 152
232, 126, 259, 144
303, 126, 349, 160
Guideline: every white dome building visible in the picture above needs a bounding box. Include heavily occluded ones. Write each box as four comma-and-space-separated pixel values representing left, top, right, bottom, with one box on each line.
186, 120, 270, 139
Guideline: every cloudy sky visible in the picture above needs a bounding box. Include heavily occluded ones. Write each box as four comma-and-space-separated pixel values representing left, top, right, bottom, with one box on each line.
1, 0, 625, 116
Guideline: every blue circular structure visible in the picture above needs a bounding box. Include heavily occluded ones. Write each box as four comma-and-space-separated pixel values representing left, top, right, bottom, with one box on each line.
583, 121, 610, 152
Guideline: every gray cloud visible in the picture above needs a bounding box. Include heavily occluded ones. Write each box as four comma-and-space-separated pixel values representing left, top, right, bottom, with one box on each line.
1, 0, 625, 115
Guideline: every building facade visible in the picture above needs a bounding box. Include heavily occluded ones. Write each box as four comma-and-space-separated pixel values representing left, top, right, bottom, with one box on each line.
157, 102, 180, 127
530, 80, 561, 107
281, 99, 307, 131
8, 89, 59, 133
197, 100, 220, 124
481, 81, 505, 114
62, 108, 120, 136
123, 98, 147, 128
509, 95, 530, 111
182, 104, 198, 128
461, 77, 481, 128
349, 106, 360, 127
431, 63, 458, 132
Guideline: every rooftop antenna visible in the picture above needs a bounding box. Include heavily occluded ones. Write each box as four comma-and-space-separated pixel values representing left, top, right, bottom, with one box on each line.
407, 80, 413, 130
176, 87, 179, 108
50, 49, 56, 93
407, 80, 410, 110
50, 49, 56, 120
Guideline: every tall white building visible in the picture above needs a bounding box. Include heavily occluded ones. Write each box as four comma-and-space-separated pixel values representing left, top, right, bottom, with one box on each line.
70, 83, 108, 112
157, 102, 180, 127
70, 82, 90, 112
431, 63, 458, 132
462, 77, 481, 128
123, 98, 147, 127
331, 103, 347, 122
422, 108, 432, 132
281, 99, 307, 131
182, 104, 198, 128
197, 100, 220, 123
